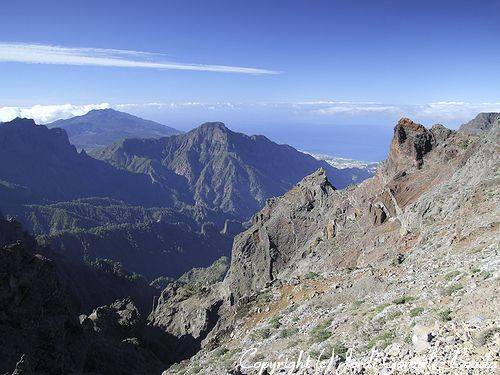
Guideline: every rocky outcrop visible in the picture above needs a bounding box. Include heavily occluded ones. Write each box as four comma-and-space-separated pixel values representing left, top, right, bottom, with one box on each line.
0, 220, 86, 374
379, 118, 436, 180
223, 118, 489, 303
225, 168, 337, 300
148, 258, 230, 362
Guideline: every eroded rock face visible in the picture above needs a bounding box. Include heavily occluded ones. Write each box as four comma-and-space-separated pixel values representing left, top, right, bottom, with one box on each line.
88, 297, 141, 339
380, 118, 436, 180
148, 272, 227, 362
225, 168, 337, 300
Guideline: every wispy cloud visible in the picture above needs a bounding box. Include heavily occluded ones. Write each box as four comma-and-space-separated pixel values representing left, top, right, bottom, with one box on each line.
0, 42, 279, 74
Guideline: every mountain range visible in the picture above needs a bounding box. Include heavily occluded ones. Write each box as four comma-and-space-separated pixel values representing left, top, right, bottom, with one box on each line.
1, 113, 497, 374
93, 121, 369, 218
0, 114, 371, 281
47, 108, 180, 150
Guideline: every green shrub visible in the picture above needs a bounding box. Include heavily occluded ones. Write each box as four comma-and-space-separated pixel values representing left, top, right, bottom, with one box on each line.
386, 310, 403, 321
269, 315, 282, 329
332, 342, 348, 362
352, 299, 365, 309
441, 284, 463, 296
250, 328, 271, 341
410, 307, 424, 317
305, 271, 320, 280
481, 271, 492, 280
368, 303, 390, 316
309, 319, 333, 343
366, 331, 395, 350
280, 327, 299, 338
438, 308, 453, 322
444, 270, 461, 281
393, 296, 415, 305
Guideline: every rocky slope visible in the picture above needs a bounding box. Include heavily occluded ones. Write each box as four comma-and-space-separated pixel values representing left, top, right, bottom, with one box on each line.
47, 108, 180, 150
156, 117, 499, 374
94, 122, 369, 219
459, 112, 500, 134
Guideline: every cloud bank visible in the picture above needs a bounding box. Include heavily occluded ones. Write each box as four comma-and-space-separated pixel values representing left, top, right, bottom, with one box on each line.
0, 101, 498, 125
0, 43, 279, 74
0, 103, 111, 123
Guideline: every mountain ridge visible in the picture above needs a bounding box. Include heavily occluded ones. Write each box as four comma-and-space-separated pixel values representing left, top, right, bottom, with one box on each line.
94, 121, 371, 218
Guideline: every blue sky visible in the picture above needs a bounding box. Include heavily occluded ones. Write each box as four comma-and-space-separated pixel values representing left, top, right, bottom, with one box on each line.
1, 0, 499, 160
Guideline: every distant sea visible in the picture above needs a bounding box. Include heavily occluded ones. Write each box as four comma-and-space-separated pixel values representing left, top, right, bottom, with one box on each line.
236, 122, 394, 162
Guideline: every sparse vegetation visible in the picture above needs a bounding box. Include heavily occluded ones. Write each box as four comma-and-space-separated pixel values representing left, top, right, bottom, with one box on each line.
250, 328, 271, 341
366, 330, 395, 350
280, 327, 299, 338
368, 302, 390, 316
481, 271, 492, 280
444, 270, 461, 281
269, 315, 282, 329
309, 343, 332, 360
150, 276, 174, 290
385, 310, 403, 321
332, 342, 348, 362
212, 346, 229, 357
410, 307, 425, 317
393, 296, 415, 305
127, 272, 146, 282
442, 283, 463, 296
438, 308, 453, 322
471, 267, 481, 274
305, 271, 320, 280
287, 339, 301, 348
352, 299, 365, 309
309, 319, 333, 343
